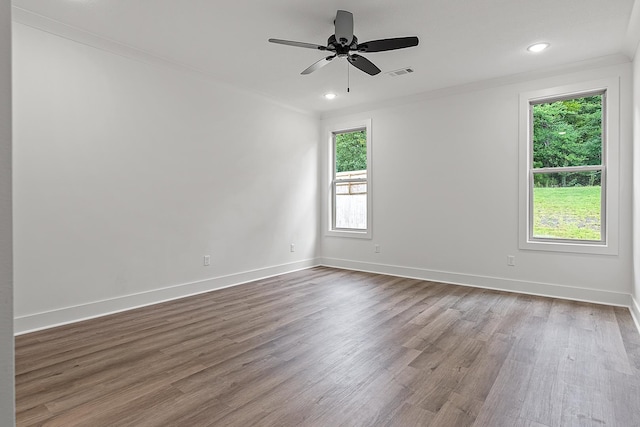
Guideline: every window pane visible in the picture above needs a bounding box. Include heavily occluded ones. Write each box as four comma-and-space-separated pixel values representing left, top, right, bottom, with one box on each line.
532, 171, 602, 241
335, 130, 367, 173
334, 129, 367, 231
532, 95, 602, 168
335, 182, 367, 229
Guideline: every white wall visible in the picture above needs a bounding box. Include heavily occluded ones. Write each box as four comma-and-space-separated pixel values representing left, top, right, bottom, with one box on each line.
321, 63, 633, 306
12, 23, 320, 333
0, 1, 14, 425
633, 42, 640, 324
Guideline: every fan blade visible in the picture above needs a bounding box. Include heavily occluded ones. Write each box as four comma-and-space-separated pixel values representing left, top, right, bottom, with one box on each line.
268, 38, 327, 51
347, 54, 381, 76
357, 36, 419, 53
301, 55, 336, 75
334, 10, 354, 46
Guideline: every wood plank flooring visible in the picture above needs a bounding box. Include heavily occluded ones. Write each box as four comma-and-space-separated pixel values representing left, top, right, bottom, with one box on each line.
15, 267, 640, 426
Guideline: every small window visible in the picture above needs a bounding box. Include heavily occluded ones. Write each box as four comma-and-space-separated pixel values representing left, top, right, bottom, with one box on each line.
328, 120, 372, 238
519, 78, 619, 255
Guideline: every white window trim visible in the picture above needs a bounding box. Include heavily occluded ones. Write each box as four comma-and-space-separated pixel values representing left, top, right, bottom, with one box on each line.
326, 119, 372, 239
518, 78, 619, 255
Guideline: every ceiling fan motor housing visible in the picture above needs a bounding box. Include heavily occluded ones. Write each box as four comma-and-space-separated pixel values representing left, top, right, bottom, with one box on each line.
328, 35, 358, 57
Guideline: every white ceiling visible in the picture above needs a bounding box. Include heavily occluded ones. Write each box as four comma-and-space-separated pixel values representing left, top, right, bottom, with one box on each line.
12, 0, 640, 115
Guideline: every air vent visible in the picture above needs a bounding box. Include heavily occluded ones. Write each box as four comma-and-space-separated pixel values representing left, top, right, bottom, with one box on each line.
386, 67, 414, 77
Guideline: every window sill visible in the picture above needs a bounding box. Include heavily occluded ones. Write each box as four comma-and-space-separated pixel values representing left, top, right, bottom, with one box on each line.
519, 239, 618, 256
326, 229, 372, 239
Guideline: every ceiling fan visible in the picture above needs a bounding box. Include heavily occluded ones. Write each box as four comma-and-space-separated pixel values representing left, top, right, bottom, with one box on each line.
268, 10, 419, 76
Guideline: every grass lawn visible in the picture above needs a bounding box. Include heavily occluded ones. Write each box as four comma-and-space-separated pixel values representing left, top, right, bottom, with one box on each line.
533, 186, 601, 240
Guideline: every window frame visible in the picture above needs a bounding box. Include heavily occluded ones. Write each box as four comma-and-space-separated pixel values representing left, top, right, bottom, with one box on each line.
518, 78, 619, 255
327, 119, 372, 239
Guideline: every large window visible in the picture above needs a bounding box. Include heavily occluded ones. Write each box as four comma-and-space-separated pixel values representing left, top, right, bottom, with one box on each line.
328, 120, 372, 238
519, 79, 619, 254
531, 92, 604, 242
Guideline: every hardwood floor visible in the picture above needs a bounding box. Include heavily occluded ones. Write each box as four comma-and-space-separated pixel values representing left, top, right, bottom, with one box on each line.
15, 267, 640, 426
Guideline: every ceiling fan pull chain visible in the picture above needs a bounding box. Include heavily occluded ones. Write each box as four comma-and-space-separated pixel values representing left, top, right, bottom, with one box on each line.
347, 61, 350, 93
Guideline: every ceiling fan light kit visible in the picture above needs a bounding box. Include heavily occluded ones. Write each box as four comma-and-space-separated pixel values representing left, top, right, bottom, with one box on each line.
269, 10, 419, 76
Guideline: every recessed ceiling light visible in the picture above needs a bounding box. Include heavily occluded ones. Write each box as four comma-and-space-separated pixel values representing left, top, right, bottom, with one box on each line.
324, 93, 337, 100
527, 42, 550, 53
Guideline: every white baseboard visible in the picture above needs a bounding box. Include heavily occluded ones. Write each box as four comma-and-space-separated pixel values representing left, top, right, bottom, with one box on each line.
320, 257, 633, 308
17, 257, 638, 336
631, 296, 640, 334
14, 258, 321, 335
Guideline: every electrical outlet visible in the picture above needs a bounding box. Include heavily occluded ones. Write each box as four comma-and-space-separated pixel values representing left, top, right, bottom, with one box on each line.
290, 243, 295, 252
204, 255, 211, 266
507, 255, 515, 266
375, 244, 381, 253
